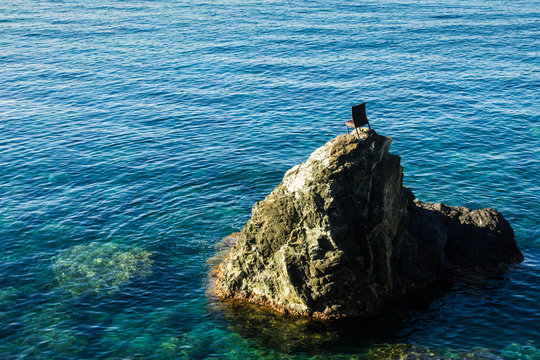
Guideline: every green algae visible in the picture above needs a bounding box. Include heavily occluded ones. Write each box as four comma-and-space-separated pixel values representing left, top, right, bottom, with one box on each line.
160, 336, 181, 353
51, 242, 153, 296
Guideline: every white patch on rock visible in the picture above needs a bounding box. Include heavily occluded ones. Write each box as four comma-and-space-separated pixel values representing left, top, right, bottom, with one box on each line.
283, 142, 332, 196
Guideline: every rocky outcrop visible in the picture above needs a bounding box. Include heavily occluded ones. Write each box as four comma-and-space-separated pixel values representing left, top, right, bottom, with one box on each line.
214, 129, 523, 319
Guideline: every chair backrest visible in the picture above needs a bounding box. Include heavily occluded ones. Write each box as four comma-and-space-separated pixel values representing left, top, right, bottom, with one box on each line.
351, 103, 369, 128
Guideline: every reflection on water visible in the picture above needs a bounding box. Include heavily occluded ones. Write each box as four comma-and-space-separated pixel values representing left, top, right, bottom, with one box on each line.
212, 282, 453, 354
209, 268, 539, 359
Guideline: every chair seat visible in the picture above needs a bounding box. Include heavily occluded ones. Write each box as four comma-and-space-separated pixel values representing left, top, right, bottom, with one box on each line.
345, 120, 354, 127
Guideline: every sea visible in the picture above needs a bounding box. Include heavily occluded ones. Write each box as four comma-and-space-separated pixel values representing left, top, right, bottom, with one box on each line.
0, 0, 538, 359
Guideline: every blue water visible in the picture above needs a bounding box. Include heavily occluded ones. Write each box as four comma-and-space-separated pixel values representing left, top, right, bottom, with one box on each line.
1, 0, 538, 358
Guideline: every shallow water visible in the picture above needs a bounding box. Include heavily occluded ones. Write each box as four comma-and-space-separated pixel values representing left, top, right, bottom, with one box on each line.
0, 0, 538, 358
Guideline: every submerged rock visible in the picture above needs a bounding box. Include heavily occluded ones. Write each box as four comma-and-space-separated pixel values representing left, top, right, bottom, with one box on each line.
364, 343, 514, 360
214, 129, 522, 319
52, 242, 153, 296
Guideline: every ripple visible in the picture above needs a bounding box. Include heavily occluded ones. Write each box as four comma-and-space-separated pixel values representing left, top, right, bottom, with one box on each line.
0, 0, 538, 358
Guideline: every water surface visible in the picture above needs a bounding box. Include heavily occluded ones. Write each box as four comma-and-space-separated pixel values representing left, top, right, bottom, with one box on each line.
0, 0, 538, 358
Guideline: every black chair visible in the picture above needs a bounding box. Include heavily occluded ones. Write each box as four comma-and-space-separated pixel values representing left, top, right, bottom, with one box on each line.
346, 102, 371, 137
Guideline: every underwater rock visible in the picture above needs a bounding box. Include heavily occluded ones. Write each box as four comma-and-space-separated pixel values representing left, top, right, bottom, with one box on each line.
364, 343, 513, 360
15, 302, 88, 357
0, 287, 20, 306
214, 129, 523, 319
366, 344, 446, 359
52, 242, 153, 296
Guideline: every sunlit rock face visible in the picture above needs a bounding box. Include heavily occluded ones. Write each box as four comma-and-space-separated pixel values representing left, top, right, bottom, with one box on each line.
215, 129, 523, 319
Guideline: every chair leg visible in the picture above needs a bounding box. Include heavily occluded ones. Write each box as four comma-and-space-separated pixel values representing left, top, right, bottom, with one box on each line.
355, 127, 361, 139
346, 125, 349, 134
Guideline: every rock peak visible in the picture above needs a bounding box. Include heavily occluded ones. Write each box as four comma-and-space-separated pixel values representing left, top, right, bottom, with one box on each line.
214, 129, 523, 319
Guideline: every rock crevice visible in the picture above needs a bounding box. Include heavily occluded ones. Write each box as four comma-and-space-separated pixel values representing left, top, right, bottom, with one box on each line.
215, 129, 523, 319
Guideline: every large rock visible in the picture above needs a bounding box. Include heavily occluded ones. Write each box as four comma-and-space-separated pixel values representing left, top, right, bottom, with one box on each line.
214, 129, 523, 319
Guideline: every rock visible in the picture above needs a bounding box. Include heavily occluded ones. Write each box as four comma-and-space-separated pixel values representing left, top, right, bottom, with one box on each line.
214, 129, 523, 319
364, 343, 508, 360
52, 242, 153, 296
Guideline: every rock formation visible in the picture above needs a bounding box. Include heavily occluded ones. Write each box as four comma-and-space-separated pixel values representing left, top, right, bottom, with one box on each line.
52, 242, 153, 296
214, 129, 523, 319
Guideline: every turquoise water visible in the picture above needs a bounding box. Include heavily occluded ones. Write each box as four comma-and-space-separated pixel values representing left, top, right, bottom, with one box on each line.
1, 0, 538, 358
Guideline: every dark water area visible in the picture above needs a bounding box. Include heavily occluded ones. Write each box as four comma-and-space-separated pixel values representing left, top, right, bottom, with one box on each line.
0, 0, 538, 358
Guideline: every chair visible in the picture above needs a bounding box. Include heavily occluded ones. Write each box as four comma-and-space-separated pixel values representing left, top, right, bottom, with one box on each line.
346, 102, 371, 137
